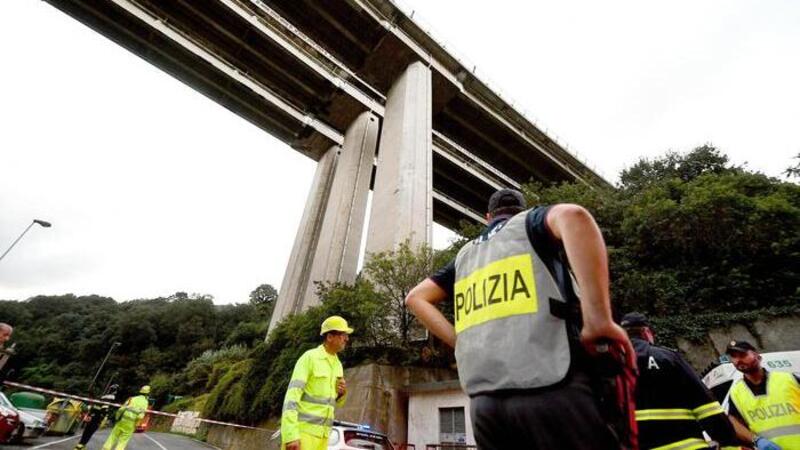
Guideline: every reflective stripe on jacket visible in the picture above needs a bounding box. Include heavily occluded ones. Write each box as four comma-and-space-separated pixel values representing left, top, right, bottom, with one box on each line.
636, 402, 725, 422
454, 210, 571, 395
631, 337, 736, 449
729, 371, 800, 449
280, 345, 345, 443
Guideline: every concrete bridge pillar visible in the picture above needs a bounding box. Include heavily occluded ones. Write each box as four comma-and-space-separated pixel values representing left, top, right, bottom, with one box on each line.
303, 111, 378, 301
365, 61, 433, 256
269, 145, 337, 333
269, 112, 379, 334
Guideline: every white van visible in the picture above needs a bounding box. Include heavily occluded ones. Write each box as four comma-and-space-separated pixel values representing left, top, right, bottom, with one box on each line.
702, 350, 800, 408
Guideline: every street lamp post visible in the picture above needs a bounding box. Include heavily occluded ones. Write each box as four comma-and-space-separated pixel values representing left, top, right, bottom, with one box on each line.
88, 341, 121, 395
0, 219, 52, 263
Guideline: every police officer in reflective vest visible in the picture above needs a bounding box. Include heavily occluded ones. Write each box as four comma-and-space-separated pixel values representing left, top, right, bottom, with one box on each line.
726, 340, 800, 450
281, 316, 352, 450
620, 312, 739, 450
406, 189, 635, 449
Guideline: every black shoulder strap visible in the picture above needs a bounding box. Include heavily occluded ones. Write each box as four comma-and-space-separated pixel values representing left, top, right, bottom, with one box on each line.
525, 210, 580, 305
525, 210, 582, 337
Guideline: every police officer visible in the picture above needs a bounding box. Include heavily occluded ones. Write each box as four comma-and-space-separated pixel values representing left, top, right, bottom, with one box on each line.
406, 189, 633, 449
725, 340, 800, 450
620, 312, 739, 449
281, 316, 352, 450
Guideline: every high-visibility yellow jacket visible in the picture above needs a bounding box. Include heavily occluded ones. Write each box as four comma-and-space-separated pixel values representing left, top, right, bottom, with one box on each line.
114, 395, 149, 432
729, 371, 800, 449
280, 345, 346, 444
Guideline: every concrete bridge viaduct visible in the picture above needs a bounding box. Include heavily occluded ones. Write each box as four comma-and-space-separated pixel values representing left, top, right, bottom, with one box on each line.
43, 0, 608, 331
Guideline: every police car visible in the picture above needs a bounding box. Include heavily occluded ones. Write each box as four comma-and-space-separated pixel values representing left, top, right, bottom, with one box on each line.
271, 420, 395, 449
702, 350, 800, 408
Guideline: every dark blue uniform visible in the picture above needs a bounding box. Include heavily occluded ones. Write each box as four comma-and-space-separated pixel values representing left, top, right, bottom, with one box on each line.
632, 338, 738, 449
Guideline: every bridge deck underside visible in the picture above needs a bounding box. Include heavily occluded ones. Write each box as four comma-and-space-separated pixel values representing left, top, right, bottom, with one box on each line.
44, 0, 604, 230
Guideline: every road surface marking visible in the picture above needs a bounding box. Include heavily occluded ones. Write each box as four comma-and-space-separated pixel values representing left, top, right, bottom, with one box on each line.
32, 435, 79, 448
144, 433, 169, 450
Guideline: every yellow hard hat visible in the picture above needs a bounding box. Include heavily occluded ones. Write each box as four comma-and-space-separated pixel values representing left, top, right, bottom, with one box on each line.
320, 316, 354, 336
139, 385, 151, 394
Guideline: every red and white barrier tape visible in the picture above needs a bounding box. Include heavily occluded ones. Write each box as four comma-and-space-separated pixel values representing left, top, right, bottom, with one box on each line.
2, 380, 272, 432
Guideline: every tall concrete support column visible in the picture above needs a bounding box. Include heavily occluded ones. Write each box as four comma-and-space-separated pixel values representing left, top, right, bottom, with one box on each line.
365, 61, 433, 256
269, 146, 338, 334
268, 112, 379, 335
303, 111, 379, 304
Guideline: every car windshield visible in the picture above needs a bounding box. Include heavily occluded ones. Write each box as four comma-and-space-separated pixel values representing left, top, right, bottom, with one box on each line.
343, 430, 393, 449
0, 394, 14, 409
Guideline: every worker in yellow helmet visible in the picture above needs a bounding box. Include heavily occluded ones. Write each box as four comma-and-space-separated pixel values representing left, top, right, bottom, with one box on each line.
102, 385, 150, 450
281, 316, 353, 450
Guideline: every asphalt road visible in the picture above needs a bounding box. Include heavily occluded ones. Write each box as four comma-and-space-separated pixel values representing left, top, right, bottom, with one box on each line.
2, 430, 220, 450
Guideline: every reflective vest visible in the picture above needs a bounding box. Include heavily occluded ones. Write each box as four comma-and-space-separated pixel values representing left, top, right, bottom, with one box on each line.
116, 395, 148, 423
454, 210, 571, 395
281, 345, 345, 443
729, 371, 800, 449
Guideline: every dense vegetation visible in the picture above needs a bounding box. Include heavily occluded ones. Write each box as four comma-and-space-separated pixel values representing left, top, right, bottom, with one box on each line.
526, 146, 799, 316
0, 287, 275, 401
1, 146, 797, 425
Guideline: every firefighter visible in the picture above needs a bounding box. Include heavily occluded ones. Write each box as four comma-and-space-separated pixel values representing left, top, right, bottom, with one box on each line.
74, 386, 118, 450
281, 316, 352, 450
102, 385, 149, 450
726, 340, 800, 450
406, 189, 634, 449
621, 312, 740, 449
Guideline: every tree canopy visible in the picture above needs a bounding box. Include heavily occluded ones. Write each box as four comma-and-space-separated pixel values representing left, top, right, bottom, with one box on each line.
0, 287, 275, 400
525, 146, 799, 317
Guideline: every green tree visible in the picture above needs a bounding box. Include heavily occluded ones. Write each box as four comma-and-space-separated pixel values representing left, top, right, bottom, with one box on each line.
363, 241, 448, 345
619, 145, 736, 192
786, 153, 800, 178
249, 283, 278, 322
0, 289, 270, 396
520, 145, 799, 320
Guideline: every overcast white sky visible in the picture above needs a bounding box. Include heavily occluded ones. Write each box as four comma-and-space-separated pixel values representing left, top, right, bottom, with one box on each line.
1, 1, 798, 304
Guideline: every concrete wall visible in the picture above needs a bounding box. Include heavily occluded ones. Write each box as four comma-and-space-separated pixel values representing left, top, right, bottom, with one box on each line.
408, 389, 474, 450
335, 364, 458, 445
147, 414, 175, 433
198, 364, 456, 450
676, 314, 800, 370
